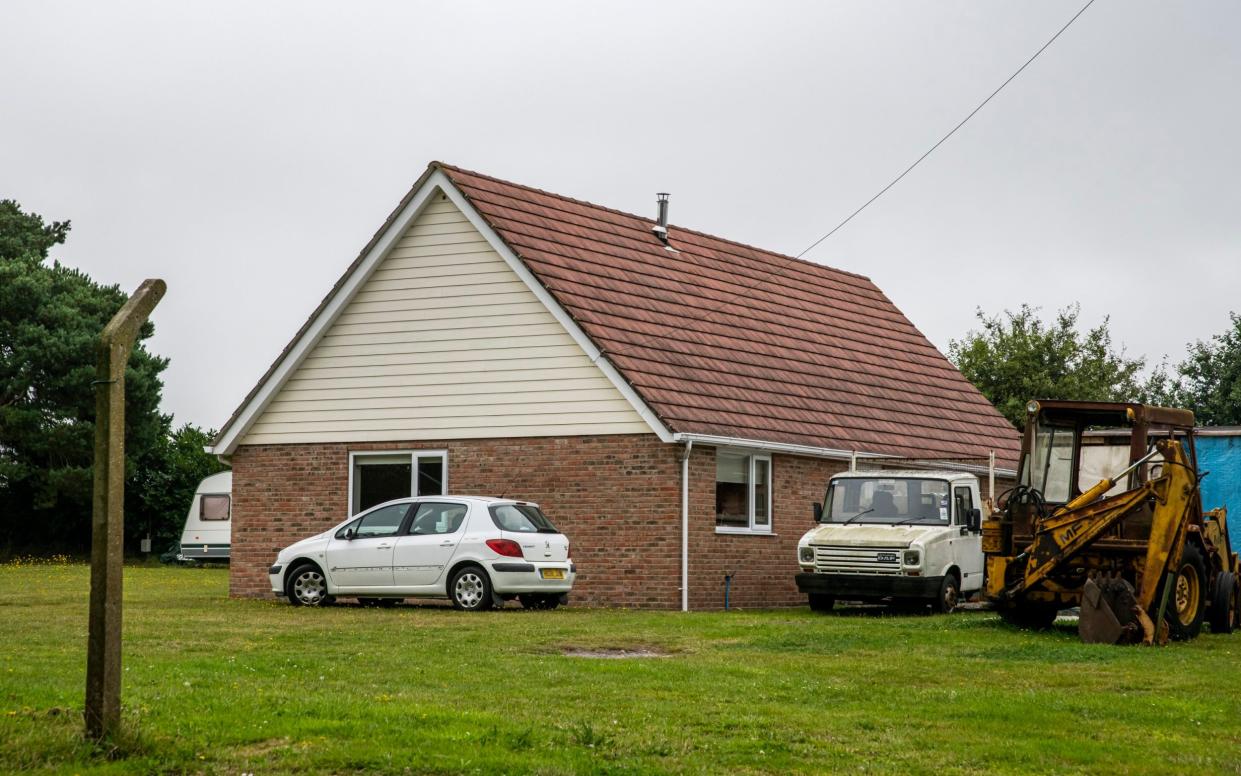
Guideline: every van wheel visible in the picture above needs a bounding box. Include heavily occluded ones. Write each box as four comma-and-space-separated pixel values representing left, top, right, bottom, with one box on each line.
935, 573, 960, 613
808, 594, 835, 612
1000, 601, 1060, 630
449, 566, 493, 611
286, 563, 328, 607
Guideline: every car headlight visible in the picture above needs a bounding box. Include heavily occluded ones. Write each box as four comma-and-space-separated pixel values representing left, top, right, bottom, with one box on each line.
799, 546, 815, 563
902, 549, 921, 566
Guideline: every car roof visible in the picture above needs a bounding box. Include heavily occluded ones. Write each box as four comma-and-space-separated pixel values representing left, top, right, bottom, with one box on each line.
372, 495, 539, 507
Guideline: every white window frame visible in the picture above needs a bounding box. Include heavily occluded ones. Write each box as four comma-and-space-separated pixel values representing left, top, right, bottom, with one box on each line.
347, 449, 448, 516
714, 449, 774, 535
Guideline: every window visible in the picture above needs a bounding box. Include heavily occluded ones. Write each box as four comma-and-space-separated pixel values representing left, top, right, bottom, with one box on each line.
715, 452, 773, 532
200, 494, 230, 521
1024, 423, 1074, 503
824, 478, 950, 524
489, 504, 558, 534
349, 450, 448, 515
408, 503, 468, 535
354, 503, 410, 538
953, 486, 974, 525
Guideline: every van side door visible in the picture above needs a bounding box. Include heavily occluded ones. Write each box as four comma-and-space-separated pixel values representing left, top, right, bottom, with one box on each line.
953, 485, 984, 592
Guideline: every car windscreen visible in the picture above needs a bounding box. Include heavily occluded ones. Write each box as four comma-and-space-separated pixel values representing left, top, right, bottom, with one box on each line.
488, 504, 558, 534
824, 478, 950, 525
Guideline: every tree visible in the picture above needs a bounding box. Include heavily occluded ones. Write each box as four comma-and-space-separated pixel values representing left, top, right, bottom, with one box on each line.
949, 304, 1146, 430
1148, 314, 1241, 426
0, 200, 170, 554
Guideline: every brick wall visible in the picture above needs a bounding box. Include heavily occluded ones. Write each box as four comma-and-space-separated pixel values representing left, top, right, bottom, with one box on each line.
230, 434, 683, 607
230, 435, 1015, 609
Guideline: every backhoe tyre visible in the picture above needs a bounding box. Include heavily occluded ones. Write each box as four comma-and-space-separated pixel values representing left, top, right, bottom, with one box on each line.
998, 601, 1060, 630
1165, 543, 1208, 641
1209, 571, 1237, 634
808, 594, 835, 613
934, 573, 960, 614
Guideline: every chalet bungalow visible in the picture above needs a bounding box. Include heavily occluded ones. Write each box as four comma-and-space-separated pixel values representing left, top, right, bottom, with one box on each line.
211, 162, 1020, 609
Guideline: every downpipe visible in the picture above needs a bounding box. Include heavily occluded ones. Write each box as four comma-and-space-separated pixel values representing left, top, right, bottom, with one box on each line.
681, 440, 693, 612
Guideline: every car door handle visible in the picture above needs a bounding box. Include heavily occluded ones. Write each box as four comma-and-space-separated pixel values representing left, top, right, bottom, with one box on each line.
377, 543, 391, 550
439, 541, 453, 547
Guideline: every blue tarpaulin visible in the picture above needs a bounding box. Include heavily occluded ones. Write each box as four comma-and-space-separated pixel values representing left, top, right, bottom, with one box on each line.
1196, 432, 1241, 551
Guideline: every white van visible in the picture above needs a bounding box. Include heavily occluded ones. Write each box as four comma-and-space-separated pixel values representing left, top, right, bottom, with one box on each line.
795, 470, 985, 613
178, 471, 232, 561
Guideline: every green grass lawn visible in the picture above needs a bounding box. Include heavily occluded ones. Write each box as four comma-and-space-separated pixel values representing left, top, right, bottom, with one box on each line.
2, 563, 1240, 775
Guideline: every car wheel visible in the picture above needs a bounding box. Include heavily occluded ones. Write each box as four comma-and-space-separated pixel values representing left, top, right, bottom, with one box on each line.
519, 594, 560, 610
934, 573, 960, 614
449, 566, 493, 611
285, 563, 328, 607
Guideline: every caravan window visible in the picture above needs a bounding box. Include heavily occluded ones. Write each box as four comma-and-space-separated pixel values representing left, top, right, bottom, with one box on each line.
200, 494, 231, 521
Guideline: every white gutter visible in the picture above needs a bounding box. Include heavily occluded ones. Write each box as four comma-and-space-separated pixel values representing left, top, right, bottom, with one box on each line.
670, 432, 1017, 479
680, 439, 693, 612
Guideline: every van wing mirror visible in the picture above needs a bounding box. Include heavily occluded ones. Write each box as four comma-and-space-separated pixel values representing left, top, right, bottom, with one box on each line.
968, 508, 982, 531
812, 502, 823, 523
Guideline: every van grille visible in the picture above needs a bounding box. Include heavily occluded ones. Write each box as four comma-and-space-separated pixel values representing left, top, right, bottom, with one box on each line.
813, 545, 903, 575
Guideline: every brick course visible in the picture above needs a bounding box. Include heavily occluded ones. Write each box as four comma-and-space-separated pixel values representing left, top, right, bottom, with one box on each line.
230, 434, 1014, 609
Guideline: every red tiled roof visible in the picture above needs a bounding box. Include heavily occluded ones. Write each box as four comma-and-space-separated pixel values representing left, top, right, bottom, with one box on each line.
438, 163, 1020, 467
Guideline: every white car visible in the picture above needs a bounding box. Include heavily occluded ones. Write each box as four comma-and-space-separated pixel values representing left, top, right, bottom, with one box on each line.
269, 496, 575, 610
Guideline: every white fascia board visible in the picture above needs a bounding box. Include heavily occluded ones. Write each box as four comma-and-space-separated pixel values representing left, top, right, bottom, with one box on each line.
671, 432, 1017, 479
211, 178, 447, 455
433, 171, 674, 443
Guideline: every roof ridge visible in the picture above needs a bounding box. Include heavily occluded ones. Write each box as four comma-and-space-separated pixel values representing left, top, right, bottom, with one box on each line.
433, 161, 874, 284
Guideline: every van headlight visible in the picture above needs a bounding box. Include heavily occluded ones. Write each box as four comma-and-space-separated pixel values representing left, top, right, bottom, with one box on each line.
799, 546, 815, 563
902, 549, 921, 567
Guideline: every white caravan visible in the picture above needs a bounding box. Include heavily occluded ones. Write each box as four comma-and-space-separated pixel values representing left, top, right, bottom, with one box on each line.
178, 471, 232, 561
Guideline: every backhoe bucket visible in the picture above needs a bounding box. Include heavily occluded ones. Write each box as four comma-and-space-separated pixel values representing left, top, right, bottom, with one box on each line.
1079, 577, 1154, 645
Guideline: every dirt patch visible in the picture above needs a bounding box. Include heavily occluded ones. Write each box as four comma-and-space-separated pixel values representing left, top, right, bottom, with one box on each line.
560, 646, 670, 659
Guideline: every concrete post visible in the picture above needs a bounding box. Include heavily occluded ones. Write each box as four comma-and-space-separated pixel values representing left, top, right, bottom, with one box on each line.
85, 279, 165, 740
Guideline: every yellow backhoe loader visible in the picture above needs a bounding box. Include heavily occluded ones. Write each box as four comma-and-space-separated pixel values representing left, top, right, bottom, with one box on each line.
983, 401, 1240, 644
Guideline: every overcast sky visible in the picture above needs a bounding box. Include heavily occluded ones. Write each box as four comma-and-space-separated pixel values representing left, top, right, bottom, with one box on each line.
3, 1, 1238, 431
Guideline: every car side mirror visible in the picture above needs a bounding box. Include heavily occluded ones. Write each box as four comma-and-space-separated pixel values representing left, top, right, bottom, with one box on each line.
344, 528, 355, 541
968, 508, 982, 532
812, 502, 823, 523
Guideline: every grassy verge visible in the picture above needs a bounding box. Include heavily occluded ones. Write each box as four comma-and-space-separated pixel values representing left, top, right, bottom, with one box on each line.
2, 563, 1240, 774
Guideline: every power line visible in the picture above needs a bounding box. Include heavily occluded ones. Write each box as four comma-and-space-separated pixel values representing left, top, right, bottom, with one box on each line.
597, 0, 1098, 366
795, 0, 1098, 259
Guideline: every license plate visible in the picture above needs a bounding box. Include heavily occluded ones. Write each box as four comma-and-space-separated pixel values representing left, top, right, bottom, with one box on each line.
541, 568, 565, 580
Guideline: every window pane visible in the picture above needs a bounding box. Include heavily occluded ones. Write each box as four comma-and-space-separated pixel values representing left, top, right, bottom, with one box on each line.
417, 457, 444, 496
409, 503, 468, 535
354, 459, 412, 513
825, 478, 950, 523
489, 504, 557, 533
954, 487, 973, 524
715, 453, 750, 528
753, 459, 770, 527
200, 494, 230, 521
356, 504, 409, 538
1026, 424, 1074, 503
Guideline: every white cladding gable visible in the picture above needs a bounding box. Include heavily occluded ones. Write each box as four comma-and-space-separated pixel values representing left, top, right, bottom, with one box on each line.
240, 195, 652, 445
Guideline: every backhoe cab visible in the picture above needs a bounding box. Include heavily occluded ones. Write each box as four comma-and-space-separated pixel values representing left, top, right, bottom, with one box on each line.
982, 400, 1240, 643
